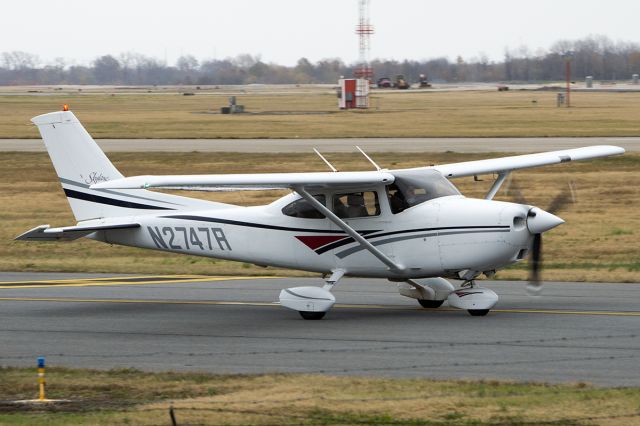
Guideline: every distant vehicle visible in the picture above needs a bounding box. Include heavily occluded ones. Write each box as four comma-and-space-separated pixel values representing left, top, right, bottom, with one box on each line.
394, 74, 410, 89
418, 73, 432, 88
377, 77, 393, 88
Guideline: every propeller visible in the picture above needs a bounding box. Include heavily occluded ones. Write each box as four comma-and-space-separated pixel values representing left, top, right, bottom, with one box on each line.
526, 233, 544, 295
505, 178, 576, 295
504, 176, 528, 205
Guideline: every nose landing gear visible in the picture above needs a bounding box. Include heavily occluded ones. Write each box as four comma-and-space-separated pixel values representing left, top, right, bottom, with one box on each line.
397, 277, 454, 309
447, 280, 498, 316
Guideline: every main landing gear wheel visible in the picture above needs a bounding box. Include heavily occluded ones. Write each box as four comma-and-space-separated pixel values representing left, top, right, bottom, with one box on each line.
299, 311, 326, 320
279, 286, 336, 320
468, 309, 490, 316
418, 299, 444, 308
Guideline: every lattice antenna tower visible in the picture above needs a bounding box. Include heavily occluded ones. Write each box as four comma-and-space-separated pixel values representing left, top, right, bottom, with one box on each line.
354, 0, 374, 80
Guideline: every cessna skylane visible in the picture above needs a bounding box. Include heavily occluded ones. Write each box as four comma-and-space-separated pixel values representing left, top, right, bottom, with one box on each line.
17, 109, 625, 319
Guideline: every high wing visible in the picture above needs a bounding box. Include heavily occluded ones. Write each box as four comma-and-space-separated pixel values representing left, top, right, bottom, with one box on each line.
15, 222, 140, 241
426, 145, 624, 178
91, 146, 624, 192
91, 171, 395, 191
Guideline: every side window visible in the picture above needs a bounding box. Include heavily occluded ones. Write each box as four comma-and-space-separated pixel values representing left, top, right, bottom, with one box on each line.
333, 191, 380, 218
387, 184, 406, 214
387, 183, 433, 214
282, 195, 326, 219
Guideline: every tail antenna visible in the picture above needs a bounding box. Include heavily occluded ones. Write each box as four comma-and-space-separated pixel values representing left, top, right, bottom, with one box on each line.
355, 146, 382, 171
313, 148, 338, 172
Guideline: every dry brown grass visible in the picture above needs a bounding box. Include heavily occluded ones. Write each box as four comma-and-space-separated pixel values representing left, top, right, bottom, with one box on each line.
1, 368, 639, 425
1, 89, 640, 138
1, 151, 638, 282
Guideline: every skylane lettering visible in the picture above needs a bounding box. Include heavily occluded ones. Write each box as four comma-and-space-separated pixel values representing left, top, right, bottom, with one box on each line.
147, 226, 231, 251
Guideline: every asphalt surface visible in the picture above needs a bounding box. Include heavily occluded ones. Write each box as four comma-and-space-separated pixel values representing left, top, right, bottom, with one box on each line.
2, 137, 639, 153
1, 273, 639, 386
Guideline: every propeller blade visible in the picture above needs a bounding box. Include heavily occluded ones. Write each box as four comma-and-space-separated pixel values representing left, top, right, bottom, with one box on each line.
546, 181, 576, 214
526, 233, 543, 296
504, 176, 528, 205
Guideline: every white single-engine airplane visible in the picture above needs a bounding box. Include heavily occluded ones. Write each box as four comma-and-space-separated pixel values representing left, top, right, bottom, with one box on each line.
17, 109, 625, 319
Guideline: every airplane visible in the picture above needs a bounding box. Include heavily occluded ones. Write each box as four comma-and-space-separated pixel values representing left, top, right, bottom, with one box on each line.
16, 108, 625, 319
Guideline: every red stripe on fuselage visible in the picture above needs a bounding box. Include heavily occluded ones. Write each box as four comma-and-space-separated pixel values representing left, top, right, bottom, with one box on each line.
295, 235, 347, 250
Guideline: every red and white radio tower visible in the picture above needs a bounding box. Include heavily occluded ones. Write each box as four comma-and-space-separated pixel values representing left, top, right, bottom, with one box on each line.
354, 0, 374, 80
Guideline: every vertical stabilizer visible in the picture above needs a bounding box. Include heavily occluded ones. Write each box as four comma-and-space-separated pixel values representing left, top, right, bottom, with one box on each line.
32, 111, 124, 182
31, 110, 224, 221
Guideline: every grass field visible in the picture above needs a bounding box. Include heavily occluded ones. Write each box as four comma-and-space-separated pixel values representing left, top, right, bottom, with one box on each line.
1, 89, 640, 138
1, 151, 638, 282
1, 367, 639, 425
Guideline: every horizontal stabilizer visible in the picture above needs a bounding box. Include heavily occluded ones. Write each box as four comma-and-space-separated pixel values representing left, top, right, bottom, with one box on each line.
15, 223, 140, 242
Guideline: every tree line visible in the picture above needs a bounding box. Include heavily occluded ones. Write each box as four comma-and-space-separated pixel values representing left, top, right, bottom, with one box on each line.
1, 36, 639, 86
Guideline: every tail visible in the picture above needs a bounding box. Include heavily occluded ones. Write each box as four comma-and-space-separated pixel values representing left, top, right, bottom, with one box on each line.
31, 110, 225, 222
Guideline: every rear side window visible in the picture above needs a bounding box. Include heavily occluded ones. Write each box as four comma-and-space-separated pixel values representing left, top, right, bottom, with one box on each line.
282, 195, 326, 219
333, 191, 380, 218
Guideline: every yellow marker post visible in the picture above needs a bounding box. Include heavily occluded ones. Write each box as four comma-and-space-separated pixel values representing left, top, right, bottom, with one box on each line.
37, 357, 46, 401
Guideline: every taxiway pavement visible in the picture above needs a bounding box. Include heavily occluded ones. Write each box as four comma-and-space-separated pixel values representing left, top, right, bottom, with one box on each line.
1, 137, 639, 153
0, 273, 638, 386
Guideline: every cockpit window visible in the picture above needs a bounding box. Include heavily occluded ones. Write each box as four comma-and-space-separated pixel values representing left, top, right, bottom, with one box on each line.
388, 170, 460, 213
282, 195, 326, 219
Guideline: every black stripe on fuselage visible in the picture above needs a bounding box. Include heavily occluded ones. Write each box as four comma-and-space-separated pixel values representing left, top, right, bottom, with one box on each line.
59, 177, 184, 206
163, 214, 379, 235
163, 214, 510, 254
314, 225, 511, 254
335, 228, 512, 258
64, 188, 175, 210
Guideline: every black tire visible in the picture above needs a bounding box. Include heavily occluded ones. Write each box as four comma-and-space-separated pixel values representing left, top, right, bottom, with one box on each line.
468, 309, 490, 316
418, 299, 444, 309
299, 311, 326, 320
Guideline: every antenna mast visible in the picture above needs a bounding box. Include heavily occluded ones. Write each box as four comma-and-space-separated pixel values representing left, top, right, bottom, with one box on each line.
354, 0, 374, 81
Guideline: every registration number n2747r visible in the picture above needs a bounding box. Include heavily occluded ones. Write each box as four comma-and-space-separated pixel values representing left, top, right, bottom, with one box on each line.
147, 226, 231, 251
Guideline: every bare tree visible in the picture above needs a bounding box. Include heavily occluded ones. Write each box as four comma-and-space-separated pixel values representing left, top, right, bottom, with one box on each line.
1, 51, 39, 70
176, 55, 199, 72
93, 55, 121, 84
1, 35, 639, 85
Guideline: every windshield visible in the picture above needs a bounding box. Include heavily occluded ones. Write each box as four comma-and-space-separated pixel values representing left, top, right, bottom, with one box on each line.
387, 170, 460, 213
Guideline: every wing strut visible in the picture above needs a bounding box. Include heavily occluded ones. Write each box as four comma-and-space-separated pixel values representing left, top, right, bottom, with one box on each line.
295, 186, 404, 273
484, 171, 510, 200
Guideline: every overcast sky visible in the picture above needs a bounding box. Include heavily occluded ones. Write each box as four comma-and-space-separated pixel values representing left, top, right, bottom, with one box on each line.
2, 0, 639, 66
